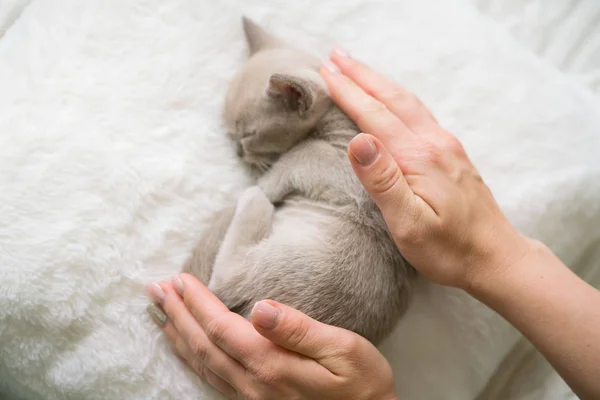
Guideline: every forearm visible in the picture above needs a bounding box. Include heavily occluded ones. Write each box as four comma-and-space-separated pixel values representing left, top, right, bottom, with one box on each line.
468, 240, 600, 399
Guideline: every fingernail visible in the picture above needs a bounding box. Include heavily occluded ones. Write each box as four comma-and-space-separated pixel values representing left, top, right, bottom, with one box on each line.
172, 275, 184, 296
332, 45, 350, 58
251, 301, 279, 329
147, 303, 168, 327
146, 283, 166, 304
323, 60, 339, 74
350, 134, 379, 166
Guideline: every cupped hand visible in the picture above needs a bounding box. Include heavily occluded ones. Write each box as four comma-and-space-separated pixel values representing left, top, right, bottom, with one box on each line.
146, 48, 536, 398
146, 274, 397, 400
322, 48, 534, 290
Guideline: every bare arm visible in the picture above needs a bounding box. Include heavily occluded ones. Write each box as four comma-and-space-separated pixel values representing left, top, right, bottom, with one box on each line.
148, 49, 599, 400
470, 241, 600, 399
322, 50, 600, 398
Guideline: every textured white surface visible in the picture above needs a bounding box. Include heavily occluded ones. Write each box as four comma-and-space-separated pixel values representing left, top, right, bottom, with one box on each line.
0, 0, 29, 37
0, 1, 598, 399
473, 0, 600, 95
471, 1, 600, 398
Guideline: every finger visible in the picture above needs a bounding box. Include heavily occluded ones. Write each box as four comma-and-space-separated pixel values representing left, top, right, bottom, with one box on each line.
154, 313, 239, 399
199, 367, 239, 399
171, 332, 239, 399
320, 63, 414, 151
150, 282, 249, 390
329, 48, 438, 134
348, 133, 435, 231
250, 300, 359, 370
174, 275, 329, 383
174, 274, 269, 362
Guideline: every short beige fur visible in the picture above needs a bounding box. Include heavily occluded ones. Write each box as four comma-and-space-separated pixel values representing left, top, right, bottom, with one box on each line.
183, 18, 415, 344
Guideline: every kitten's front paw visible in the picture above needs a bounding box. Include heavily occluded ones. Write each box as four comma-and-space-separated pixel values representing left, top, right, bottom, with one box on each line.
257, 177, 288, 204
236, 186, 273, 216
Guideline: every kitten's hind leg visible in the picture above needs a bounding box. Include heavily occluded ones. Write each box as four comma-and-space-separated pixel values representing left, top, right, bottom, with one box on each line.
209, 186, 274, 289
182, 206, 236, 284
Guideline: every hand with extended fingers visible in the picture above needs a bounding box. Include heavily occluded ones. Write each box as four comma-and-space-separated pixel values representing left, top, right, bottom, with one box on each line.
146, 48, 529, 400
147, 275, 397, 400
323, 47, 532, 290
147, 48, 600, 400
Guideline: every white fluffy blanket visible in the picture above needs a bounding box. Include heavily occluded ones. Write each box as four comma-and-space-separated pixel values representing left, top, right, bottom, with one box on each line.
1, 1, 599, 399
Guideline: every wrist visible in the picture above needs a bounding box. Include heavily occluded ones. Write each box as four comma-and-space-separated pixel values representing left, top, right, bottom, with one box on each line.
466, 232, 543, 297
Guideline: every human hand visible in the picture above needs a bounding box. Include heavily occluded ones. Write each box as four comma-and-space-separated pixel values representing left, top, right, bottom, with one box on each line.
146, 273, 397, 400
321, 48, 534, 290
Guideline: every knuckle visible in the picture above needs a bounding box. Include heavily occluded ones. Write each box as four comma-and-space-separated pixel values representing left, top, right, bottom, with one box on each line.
204, 315, 229, 347
391, 210, 424, 245
244, 353, 267, 376
280, 317, 311, 351
340, 334, 363, 353
331, 333, 365, 360
389, 90, 420, 112
183, 348, 206, 378
364, 99, 388, 114
344, 59, 372, 81
422, 143, 442, 163
253, 366, 282, 387
405, 100, 424, 120
354, 99, 387, 126
204, 372, 226, 394
193, 362, 207, 380
384, 90, 435, 125
394, 225, 422, 247
441, 134, 464, 155
381, 87, 410, 105
371, 162, 401, 195
173, 337, 188, 357
344, 60, 362, 76
188, 335, 209, 362
353, 112, 369, 128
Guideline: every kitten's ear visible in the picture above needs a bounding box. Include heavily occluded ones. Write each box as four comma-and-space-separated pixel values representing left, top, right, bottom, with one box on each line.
267, 74, 314, 116
242, 17, 280, 56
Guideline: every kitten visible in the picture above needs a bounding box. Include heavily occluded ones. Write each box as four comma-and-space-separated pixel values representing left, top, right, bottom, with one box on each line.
183, 18, 415, 345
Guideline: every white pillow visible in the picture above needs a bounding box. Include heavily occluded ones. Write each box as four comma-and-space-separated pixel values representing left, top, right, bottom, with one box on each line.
0, 0, 598, 399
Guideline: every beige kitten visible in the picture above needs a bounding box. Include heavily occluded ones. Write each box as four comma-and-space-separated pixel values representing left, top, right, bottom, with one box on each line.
184, 18, 415, 344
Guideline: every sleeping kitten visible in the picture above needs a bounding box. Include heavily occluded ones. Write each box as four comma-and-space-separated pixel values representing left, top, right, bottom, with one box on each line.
183, 18, 415, 344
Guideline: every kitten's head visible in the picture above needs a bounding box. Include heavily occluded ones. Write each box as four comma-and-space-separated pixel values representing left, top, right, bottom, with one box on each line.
223, 18, 332, 170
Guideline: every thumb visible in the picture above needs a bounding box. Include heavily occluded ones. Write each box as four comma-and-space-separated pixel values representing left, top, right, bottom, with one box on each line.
251, 300, 347, 362
348, 133, 414, 222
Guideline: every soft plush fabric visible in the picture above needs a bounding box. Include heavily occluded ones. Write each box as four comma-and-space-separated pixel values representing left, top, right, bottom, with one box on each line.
0, 1, 598, 399
0, 0, 30, 38
468, 2, 600, 398
473, 0, 600, 96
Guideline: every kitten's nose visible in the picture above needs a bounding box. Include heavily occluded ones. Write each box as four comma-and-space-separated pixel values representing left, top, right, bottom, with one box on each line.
236, 143, 244, 157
